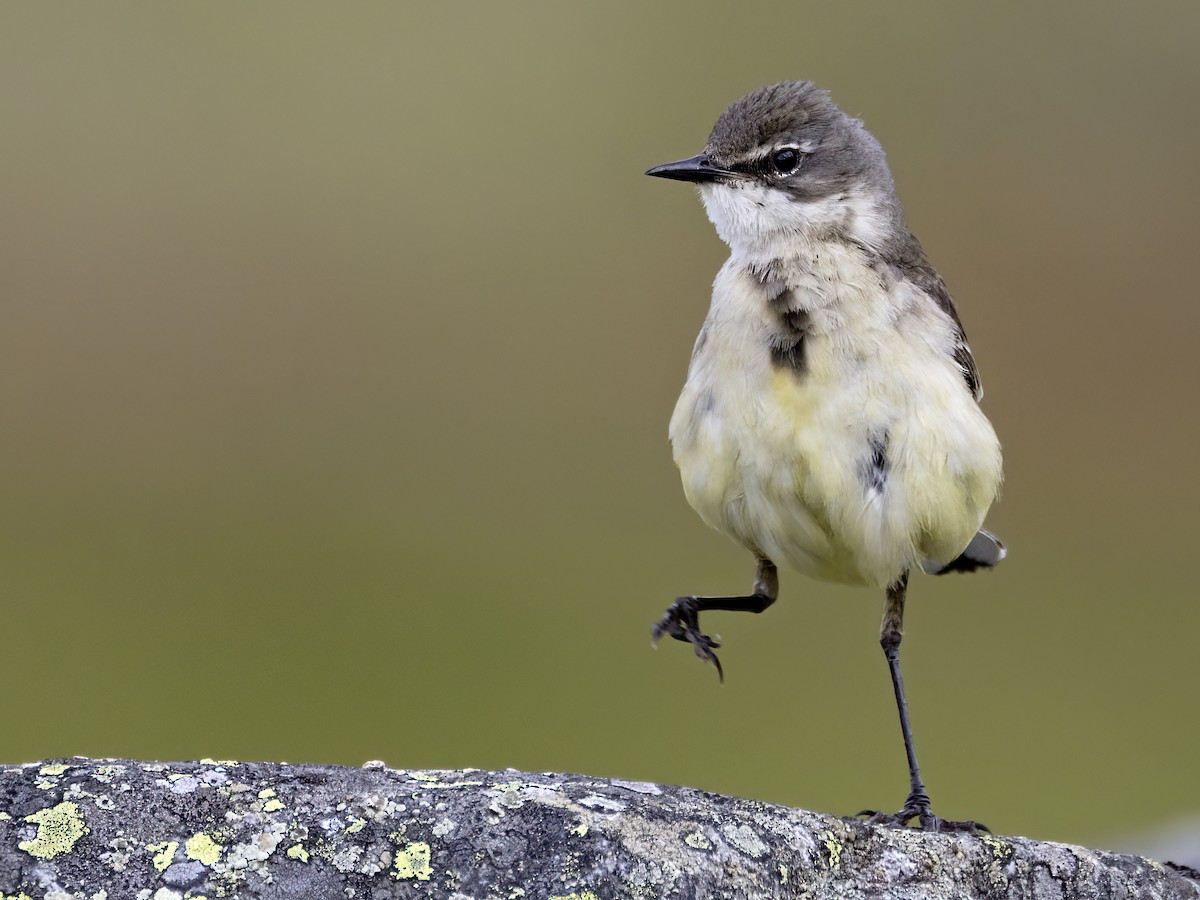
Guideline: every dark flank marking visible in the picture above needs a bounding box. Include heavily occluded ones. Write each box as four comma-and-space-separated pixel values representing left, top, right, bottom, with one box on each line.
765, 288, 810, 372
747, 258, 782, 284
860, 432, 888, 494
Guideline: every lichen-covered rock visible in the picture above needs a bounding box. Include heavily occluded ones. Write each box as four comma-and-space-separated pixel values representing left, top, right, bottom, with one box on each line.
0, 759, 1195, 899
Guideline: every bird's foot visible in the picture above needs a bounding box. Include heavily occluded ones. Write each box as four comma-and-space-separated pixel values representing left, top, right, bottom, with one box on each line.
858, 797, 988, 833
651, 596, 723, 681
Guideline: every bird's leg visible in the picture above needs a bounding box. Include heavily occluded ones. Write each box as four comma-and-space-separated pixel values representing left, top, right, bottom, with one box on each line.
860, 573, 987, 833
651, 558, 777, 681
877, 574, 933, 822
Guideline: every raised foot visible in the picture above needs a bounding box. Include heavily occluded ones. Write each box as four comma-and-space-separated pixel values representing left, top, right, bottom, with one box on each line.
858, 805, 989, 834
651, 596, 724, 681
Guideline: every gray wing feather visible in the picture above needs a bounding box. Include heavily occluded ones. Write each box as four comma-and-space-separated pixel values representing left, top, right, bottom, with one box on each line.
922, 528, 1006, 575
870, 227, 984, 402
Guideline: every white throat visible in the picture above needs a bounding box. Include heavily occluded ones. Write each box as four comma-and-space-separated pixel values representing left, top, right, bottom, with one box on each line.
699, 182, 893, 265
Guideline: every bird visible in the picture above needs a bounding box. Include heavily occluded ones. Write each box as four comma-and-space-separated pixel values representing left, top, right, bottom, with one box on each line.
645, 81, 1004, 832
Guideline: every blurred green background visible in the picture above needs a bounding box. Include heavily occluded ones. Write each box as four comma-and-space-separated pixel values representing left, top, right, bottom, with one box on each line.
2, 2, 1197, 853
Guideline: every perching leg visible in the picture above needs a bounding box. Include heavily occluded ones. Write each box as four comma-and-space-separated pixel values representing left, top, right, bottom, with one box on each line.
860, 573, 987, 832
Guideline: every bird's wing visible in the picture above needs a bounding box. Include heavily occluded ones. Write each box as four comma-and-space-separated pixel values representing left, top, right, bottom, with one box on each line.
884, 232, 984, 403
949, 328, 983, 404
911, 265, 983, 402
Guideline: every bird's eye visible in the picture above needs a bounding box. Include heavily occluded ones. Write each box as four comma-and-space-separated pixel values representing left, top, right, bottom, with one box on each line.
770, 148, 801, 176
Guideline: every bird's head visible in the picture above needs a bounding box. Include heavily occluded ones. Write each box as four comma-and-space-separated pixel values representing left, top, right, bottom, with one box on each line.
647, 81, 901, 260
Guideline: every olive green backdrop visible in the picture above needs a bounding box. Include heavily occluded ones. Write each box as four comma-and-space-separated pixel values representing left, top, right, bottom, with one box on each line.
3, 2, 1197, 852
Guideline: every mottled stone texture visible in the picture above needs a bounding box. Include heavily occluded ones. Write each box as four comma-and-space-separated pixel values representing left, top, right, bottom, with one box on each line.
0, 759, 1196, 899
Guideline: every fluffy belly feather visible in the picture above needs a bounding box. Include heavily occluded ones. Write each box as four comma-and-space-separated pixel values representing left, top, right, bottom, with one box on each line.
669, 286, 1002, 589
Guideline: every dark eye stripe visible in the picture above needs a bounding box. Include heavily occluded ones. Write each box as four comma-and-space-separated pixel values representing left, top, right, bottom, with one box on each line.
721, 146, 806, 179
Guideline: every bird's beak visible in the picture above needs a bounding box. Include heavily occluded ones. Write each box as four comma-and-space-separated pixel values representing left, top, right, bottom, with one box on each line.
645, 153, 731, 183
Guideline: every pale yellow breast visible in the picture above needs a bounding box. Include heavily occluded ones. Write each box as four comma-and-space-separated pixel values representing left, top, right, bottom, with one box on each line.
670, 251, 1003, 588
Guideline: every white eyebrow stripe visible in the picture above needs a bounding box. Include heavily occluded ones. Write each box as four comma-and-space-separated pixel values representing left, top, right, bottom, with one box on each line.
739, 143, 806, 169
762, 141, 816, 163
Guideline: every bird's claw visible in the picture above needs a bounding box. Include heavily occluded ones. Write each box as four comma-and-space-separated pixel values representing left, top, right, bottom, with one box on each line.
651, 596, 724, 681
858, 806, 989, 833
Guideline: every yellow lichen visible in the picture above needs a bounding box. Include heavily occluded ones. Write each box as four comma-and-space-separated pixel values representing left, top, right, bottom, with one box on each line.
185, 832, 222, 866
39, 763, 70, 777
286, 843, 309, 862
980, 833, 1012, 858
779, 862, 789, 883
490, 781, 524, 793
346, 817, 367, 833
822, 830, 843, 870
549, 893, 599, 900
568, 822, 588, 837
1, 893, 34, 900
684, 831, 711, 850
392, 841, 433, 880
255, 792, 285, 816
18, 801, 89, 859
147, 840, 179, 872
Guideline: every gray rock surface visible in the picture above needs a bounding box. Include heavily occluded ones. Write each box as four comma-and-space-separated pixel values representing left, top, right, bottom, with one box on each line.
1111, 813, 1200, 872
0, 758, 1195, 899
